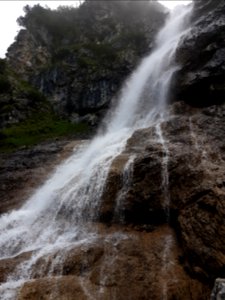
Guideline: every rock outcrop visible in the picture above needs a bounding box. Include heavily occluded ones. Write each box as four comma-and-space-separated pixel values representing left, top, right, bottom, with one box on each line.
174, 0, 225, 106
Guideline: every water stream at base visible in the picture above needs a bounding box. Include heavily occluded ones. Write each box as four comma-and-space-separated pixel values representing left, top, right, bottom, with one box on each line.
0, 4, 193, 299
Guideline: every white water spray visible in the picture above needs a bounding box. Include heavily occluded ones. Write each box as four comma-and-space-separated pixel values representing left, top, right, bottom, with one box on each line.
0, 4, 192, 299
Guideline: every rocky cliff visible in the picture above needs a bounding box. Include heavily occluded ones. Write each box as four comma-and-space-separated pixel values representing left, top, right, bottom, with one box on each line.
6, 0, 166, 124
0, 0, 166, 151
0, 0, 165, 152
0, 0, 225, 299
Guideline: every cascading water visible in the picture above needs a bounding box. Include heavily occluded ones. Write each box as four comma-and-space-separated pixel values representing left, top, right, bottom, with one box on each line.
113, 154, 136, 224
0, 4, 193, 299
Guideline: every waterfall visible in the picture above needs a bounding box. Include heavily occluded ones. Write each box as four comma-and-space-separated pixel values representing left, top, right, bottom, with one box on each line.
0, 4, 193, 299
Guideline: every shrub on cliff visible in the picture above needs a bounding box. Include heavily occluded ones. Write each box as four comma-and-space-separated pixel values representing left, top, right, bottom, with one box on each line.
0, 59, 7, 74
16, 1, 166, 56
0, 76, 11, 93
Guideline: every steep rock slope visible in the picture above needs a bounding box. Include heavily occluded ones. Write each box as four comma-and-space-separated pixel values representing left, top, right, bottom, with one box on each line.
102, 102, 225, 287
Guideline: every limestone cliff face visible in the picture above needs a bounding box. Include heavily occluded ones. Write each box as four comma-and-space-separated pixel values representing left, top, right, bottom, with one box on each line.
6, 1, 166, 124
6, 29, 50, 82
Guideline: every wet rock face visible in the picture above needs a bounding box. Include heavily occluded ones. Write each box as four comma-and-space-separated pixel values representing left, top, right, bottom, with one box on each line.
174, 0, 225, 106
0, 102, 220, 300
4, 224, 210, 300
99, 101, 225, 292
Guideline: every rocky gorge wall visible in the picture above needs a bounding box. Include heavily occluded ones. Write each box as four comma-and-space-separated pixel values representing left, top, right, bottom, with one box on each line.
0, 0, 225, 299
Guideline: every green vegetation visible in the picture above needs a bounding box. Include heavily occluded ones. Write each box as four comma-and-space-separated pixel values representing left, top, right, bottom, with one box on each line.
0, 59, 7, 74
17, 4, 80, 48
16, 1, 165, 55
0, 63, 89, 153
0, 75, 11, 93
0, 59, 12, 93
0, 111, 89, 152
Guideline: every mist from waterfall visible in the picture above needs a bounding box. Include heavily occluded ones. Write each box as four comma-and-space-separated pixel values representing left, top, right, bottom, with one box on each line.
0, 4, 193, 299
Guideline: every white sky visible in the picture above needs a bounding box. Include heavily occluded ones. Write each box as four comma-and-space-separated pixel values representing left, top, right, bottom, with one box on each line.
0, 1, 192, 58
158, 1, 192, 10
0, 1, 80, 57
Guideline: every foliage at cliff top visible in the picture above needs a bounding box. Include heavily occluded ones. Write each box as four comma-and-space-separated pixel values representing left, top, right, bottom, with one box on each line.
8, 0, 166, 114
16, 0, 166, 54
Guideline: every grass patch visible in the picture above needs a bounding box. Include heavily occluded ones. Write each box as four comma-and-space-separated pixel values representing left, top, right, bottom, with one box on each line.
0, 112, 89, 152
0, 65, 90, 153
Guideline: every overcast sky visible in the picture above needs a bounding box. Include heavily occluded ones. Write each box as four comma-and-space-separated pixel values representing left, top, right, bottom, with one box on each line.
0, 1, 192, 58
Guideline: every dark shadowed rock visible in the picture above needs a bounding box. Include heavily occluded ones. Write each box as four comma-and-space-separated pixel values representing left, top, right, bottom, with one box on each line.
173, 0, 225, 106
0, 140, 85, 214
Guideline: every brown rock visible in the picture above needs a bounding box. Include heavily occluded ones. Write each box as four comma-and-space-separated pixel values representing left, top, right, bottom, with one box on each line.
0, 251, 32, 284
179, 190, 225, 278
99, 154, 130, 222
98, 101, 225, 290
14, 224, 210, 300
18, 276, 87, 300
